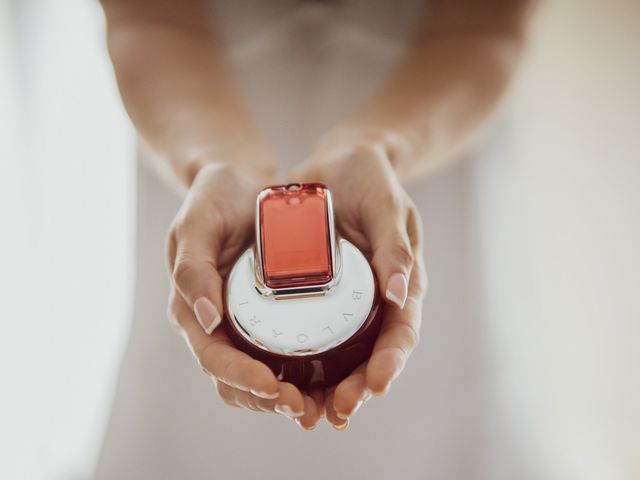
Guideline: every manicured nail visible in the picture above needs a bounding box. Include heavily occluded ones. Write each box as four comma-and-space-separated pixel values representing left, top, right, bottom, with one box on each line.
251, 389, 280, 400
275, 404, 304, 418
385, 273, 408, 308
337, 401, 360, 420
332, 419, 349, 431
336, 390, 371, 420
372, 383, 391, 396
194, 297, 221, 335
295, 419, 316, 431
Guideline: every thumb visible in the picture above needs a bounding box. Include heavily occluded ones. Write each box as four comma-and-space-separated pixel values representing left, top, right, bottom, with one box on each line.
366, 208, 413, 310
171, 215, 226, 335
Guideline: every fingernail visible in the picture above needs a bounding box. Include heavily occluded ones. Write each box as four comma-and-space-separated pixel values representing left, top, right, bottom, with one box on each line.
332, 419, 349, 431
295, 419, 316, 431
251, 389, 280, 400
336, 392, 369, 420
194, 297, 221, 335
275, 404, 304, 418
372, 383, 391, 396
338, 401, 363, 420
385, 273, 408, 309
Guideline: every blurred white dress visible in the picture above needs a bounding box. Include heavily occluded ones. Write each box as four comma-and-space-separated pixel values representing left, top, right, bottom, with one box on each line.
94, 1, 538, 479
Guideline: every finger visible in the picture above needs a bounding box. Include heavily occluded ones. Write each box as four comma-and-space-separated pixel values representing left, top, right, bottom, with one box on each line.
214, 380, 243, 409
215, 380, 305, 416
273, 382, 305, 418
324, 388, 348, 431
214, 381, 275, 412
365, 264, 425, 395
201, 335, 279, 398
365, 201, 414, 310
309, 388, 325, 419
170, 293, 279, 399
295, 395, 321, 431
406, 205, 428, 293
167, 287, 222, 340
332, 363, 370, 420
172, 208, 225, 334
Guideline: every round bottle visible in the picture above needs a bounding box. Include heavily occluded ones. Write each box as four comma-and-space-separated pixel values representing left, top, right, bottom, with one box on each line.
224, 183, 382, 390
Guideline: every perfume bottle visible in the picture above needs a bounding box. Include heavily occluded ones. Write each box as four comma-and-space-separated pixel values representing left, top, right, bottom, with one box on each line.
224, 183, 383, 390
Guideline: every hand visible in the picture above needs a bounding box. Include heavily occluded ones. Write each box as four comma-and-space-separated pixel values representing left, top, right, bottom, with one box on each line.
290, 134, 428, 429
165, 163, 322, 427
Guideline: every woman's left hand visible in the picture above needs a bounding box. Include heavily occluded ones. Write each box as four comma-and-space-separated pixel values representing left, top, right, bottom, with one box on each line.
290, 134, 428, 429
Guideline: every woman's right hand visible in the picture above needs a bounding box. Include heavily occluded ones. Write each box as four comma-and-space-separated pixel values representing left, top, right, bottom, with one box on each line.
165, 163, 322, 428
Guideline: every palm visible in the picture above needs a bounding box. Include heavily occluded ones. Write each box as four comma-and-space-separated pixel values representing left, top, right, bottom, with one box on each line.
287, 145, 427, 428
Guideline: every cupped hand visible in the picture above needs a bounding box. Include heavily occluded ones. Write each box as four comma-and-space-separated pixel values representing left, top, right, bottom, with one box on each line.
290, 136, 428, 429
166, 163, 322, 427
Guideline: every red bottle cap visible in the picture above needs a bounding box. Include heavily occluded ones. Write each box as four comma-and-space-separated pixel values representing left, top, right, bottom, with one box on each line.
258, 183, 334, 289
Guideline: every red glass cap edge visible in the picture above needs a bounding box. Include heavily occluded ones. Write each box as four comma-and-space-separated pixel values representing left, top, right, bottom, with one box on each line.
258, 183, 333, 289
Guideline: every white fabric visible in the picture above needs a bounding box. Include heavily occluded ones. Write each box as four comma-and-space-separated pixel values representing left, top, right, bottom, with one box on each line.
93, 1, 640, 480
0, 1, 134, 480
94, 2, 535, 479
2, 1, 638, 479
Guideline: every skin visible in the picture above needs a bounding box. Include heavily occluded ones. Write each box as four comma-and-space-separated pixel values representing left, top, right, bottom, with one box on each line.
101, 0, 534, 430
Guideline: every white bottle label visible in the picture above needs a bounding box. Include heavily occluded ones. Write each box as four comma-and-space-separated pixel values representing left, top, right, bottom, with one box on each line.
226, 240, 375, 356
